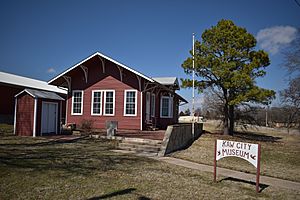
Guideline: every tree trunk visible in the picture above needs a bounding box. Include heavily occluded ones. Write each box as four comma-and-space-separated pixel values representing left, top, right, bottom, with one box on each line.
223, 103, 230, 135
229, 105, 234, 135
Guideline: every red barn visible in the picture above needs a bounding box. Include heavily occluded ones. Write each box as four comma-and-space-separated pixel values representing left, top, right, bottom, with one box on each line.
0, 71, 67, 125
14, 89, 64, 136
49, 52, 187, 130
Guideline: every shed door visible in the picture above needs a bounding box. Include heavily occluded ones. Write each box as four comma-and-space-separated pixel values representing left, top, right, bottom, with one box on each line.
41, 102, 58, 134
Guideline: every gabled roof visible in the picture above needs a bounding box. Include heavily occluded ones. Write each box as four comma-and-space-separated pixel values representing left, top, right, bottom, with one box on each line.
48, 52, 154, 84
0, 71, 67, 94
152, 77, 180, 90
15, 88, 64, 100
152, 77, 179, 86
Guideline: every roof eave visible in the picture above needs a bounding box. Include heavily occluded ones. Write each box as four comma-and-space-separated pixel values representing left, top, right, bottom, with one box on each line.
48, 52, 154, 85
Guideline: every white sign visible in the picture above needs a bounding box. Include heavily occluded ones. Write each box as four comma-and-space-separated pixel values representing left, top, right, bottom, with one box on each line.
216, 140, 259, 168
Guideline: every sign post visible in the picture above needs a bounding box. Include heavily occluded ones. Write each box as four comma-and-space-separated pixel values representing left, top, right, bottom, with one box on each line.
214, 139, 261, 193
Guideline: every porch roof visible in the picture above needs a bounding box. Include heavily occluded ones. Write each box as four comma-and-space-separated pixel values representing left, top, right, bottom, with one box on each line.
15, 88, 64, 101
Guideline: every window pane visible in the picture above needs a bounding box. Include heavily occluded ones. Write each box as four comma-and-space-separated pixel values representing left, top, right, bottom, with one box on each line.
161, 97, 169, 117
92, 91, 101, 114
105, 91, 114, 115
125, 91, 136, 115
73, 91, 82, 114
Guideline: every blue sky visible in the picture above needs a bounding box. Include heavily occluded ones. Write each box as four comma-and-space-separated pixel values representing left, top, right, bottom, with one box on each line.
0, 0, 299, 110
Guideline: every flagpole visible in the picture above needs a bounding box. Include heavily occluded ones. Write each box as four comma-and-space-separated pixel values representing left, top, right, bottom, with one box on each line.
192, 33, 195, 138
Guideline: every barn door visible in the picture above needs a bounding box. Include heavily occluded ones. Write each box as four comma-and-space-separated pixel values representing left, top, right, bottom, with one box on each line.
41, 102, 58, 134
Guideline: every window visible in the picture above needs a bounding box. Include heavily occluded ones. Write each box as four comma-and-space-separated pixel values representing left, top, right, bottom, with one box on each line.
91, 90, 102, 115
151, 94, 155, 117
124, 90, 137, 116
72, 90, 83, 115
104, 90, 115, 115
160, 96, 173, 118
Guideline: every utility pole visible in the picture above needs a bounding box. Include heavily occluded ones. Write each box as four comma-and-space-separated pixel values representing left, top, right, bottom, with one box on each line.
192, 33, 195, 138
265, 105, 268, 127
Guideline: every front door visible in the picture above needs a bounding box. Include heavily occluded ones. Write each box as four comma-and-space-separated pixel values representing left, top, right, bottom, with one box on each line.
41, 102, 58, 134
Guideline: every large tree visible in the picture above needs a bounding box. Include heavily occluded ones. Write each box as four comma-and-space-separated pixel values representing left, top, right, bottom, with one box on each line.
181, 19, 275, 135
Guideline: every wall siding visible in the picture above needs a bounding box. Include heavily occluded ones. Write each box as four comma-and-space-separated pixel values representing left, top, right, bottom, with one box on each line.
15, 94, 34, 136
66, 57, 141, 130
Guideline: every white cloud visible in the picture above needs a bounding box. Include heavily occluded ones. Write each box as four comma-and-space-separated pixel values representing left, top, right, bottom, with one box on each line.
46, 67, 56, 74
256, 26, 298, 55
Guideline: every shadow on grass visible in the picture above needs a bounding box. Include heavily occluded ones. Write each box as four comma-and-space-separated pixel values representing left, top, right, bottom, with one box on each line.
234, 131, 281, 143
220, 177, 269, 193
87, 188, 136, 199
0, 137, 154, 176
0, 135, 87, 147
87, 188, 152, 200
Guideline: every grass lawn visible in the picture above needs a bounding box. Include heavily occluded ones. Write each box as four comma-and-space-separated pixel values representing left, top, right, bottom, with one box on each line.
172, 121, 300, 182
0, 132, 299, 200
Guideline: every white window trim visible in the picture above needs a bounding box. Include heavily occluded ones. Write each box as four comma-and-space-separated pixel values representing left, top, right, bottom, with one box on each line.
124, 89, 137, 116
103, 90, 115, 116
71, 90, 83, 115
151, 93, 155, 117
91, 90, 103, 116
160, 96, 173, 118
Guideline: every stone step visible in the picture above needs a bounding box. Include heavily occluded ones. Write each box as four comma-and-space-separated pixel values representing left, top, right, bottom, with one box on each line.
119, 141, 161, 148
118, 143, 161, 153
121, 137, 162, 145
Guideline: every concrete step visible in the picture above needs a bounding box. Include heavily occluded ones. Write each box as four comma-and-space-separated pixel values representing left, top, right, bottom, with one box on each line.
118, 143, 161, 152
119, 141, 161, 148
122, 137, 162, 145
118, 138, 162, 155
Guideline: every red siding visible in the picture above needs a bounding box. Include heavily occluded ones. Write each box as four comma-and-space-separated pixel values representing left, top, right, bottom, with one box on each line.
142, 90, 179, 130
15, 93, 34, 136
0, 85, 21, 114
0, 85, 22, 124
66, 57, 141, 130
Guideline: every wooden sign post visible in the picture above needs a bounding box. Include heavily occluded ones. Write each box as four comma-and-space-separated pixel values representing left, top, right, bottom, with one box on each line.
214, 139, 261, 193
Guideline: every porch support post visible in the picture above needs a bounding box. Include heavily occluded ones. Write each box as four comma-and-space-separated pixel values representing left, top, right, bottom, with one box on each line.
80, 65, 88, 83
13, 98, 18, 135
140, 91, 143, 131
33, 98, 37, 137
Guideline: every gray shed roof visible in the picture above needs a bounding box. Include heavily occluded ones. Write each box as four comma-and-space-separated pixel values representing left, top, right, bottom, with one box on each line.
0, 71, 67, 94
15, 88, 64, 101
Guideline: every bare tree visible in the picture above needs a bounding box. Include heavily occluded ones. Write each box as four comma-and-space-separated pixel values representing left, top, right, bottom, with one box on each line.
280, 77, 300, 130
280, 30, 300, 130
282, 30, 300, 74
201, 88, 224, 120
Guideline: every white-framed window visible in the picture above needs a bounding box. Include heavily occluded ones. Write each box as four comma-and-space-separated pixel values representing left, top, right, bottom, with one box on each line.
160, 96, 173, 118
104, 90, 115, 116
151, 93, 155, 117
124, 90, 137, 116
71, 90, 83, 115
91, 90, 102, 115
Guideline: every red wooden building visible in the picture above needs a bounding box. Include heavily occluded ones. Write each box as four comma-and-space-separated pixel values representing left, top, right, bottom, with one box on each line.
14, 89, 64, 136
0, 71, 67, 124
49, 52, 187, 130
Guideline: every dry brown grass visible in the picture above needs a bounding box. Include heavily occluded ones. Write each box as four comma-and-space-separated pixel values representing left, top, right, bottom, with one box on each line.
0, 135, 299, 199
172, 121, 300, 182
